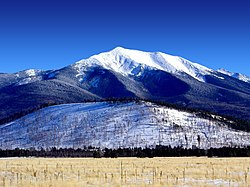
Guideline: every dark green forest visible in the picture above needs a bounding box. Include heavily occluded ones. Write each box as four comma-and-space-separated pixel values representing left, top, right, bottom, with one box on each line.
1, 146, 250, 158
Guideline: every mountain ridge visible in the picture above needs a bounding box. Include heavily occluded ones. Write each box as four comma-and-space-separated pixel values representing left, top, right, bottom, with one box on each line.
3, 47, 249, 84
218, 68, 250, 83
1, 47, 250, 124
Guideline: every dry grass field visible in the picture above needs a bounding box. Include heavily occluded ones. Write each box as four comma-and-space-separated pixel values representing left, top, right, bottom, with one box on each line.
0, 157, 249, 187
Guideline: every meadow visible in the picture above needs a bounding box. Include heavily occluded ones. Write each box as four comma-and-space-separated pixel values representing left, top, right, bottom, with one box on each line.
0, 157, 249, 187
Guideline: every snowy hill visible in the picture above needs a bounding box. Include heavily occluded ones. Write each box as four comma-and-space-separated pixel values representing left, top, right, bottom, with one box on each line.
0, 101, 249, 150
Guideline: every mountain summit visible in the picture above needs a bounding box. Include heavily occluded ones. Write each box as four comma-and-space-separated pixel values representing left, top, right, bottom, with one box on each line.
74, 47, 212, 82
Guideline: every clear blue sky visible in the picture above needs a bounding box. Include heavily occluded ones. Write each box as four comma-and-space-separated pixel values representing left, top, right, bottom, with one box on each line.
0, 0, 250, 76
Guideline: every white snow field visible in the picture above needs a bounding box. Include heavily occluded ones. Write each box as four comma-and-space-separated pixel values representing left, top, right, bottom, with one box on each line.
0, 101, 249, 150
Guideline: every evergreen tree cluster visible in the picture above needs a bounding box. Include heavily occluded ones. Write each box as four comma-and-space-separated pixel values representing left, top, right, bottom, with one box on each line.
0, 102, 61, 125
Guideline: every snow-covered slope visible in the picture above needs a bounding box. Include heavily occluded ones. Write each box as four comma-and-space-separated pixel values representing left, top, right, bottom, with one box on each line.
218, 68, 250, 83
1, 101, 249, 150
74, 47, 212, 82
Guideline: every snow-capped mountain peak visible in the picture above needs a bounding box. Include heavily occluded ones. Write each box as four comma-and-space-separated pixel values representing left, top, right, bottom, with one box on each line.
15, 69, 43, 78
74, 47, 212, 82
14, 69, 44, 86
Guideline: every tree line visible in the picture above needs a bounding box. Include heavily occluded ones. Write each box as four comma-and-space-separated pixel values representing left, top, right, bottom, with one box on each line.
0, 146, 250, 158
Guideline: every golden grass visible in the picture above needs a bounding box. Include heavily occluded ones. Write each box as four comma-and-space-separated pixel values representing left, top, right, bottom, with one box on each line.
0, 157, 249, 187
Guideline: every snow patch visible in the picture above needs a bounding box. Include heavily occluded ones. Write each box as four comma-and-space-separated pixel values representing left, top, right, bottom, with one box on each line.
213, 74, 225, 80
16, 77, 43, 86
25, 69, 37, 77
